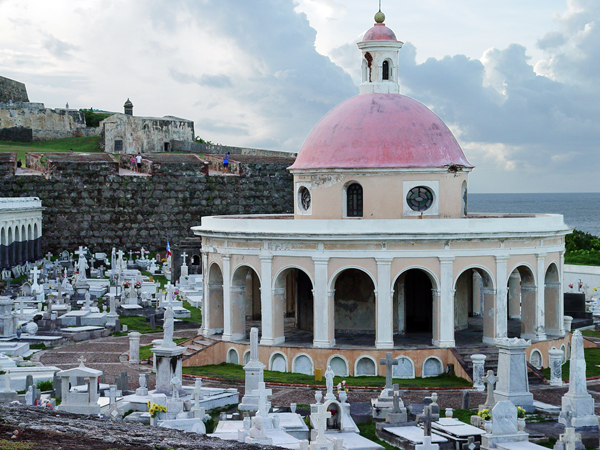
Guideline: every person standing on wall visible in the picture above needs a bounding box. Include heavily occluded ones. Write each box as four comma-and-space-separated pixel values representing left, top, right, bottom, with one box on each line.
223, 152, 230, 172
136, 153, 142, 173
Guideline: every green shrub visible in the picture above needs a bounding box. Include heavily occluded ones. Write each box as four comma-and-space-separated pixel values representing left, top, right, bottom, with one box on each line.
36, 380, 53, 391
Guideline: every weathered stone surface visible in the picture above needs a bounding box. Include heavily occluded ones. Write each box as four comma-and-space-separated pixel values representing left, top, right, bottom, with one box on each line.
0, 75, 29, 103
0, 152, 294, 254
0, 405, 283, 449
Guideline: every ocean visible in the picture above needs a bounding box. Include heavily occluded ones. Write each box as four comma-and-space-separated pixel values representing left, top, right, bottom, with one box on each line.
468, 192, 600, 237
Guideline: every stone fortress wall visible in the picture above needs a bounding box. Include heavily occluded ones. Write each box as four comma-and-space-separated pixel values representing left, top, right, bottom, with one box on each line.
0, 76, 29, 103
0, 152, 294, 254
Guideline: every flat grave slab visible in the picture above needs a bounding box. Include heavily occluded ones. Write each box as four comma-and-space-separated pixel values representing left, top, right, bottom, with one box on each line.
433, 417, 485, 438
60, 326, 104, 333
330, 432, 384, 450
385, 426, 448, 444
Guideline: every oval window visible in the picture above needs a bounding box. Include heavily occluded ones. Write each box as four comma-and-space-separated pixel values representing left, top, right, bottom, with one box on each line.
299, 187, 311, 211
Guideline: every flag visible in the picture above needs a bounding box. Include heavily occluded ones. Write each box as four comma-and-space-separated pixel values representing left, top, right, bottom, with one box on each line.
166, 240, 172, 258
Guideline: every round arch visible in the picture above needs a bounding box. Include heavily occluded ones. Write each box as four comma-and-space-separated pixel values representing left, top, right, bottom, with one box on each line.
392, 266, 438, 337
453, 265, 496, 341
204, 261, 224, 336
330, 266, 376, 343
327, 354, 349, 377
272, 265, 314, 346
354, 355, 378, 377
544, 262, 562, 336
230, 264, 261, 341
509, 264, 537, 340
292, 353, 314, 375
269, 352, 288, 372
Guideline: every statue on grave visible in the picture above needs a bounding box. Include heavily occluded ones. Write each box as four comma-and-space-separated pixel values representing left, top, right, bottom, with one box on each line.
163, 305, 175, 347
325, 365, 335, 398
25, 385, 34, 406
76, 252, 89, 282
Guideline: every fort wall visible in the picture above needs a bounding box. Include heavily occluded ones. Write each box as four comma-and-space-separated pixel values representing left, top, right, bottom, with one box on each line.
0, 76, 29, 103
0, 153, 294, 254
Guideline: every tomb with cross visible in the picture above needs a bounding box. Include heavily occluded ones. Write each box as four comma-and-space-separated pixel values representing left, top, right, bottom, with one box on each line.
372, 352, 399, 419
480, 370, 498, 411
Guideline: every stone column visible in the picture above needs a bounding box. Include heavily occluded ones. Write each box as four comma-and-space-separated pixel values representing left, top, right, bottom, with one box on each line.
396, 281, 405, 334
312, 257, 333, 348
376, 258, 393, 349
520, 284, 538, 340
221, 255, 234, 341
200, 252, 209, 336
436, 257, 455, 348
431, 289, 441, 344
559, 251, 566, 336
471, 354, 486, 391
271, 287, 286, 345
535, 253, 547, 340
545, 281, 562, 336
129, 331, 141, 364
472, 271, 482, 316
508, 272, 521, 319
548, 346, 564, 386
494, 256, 509, 341
259, 255, 278, 345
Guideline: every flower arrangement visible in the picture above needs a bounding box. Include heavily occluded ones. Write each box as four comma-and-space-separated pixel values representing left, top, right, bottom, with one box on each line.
516, 406, 526, 419
568, 283, 573, 289
134, 281, 142, 289
122, 281, 131, 289
336, 380, 348, 393
478, 409, 491, 421
578, 281, 584, 290
147, 401, 167, 418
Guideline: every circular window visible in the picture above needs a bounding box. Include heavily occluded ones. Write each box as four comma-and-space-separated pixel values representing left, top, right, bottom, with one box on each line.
299, 187, 311, 211
406, 186, 434, 211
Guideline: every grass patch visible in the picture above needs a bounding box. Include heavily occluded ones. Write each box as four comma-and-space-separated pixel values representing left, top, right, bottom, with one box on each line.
0, 136, 102, 164
114, 315, 162, 336
356, 421, 398, 450
183, 363, 471, 388
452, 408, 476, 425
0, 440, 34, 450
582, 329, 600, 339
36, 380, 53, 391
140, 271, 168, 288
540, 347, 600, 381
182, 301, 202, 324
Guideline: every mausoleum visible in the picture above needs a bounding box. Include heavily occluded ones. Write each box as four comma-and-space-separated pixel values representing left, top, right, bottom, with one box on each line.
191, 10, 571, 378
0, 196, 43, 269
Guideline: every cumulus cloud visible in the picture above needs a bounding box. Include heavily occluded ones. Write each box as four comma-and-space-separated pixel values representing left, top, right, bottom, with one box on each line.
42, 34, 79, 60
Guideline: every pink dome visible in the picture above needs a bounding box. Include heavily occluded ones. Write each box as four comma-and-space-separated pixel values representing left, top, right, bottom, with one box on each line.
363, 23, 397, 41
290, 93, 473, 170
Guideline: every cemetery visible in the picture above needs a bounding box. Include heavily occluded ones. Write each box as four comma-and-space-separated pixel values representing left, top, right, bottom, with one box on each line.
1, 4, 600, 450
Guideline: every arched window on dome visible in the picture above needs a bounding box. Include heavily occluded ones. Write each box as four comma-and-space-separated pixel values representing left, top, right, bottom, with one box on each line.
346, 183, 363, 217
382, 60, 390, 80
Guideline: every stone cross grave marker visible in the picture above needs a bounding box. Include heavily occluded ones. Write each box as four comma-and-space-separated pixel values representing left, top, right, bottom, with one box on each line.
165, 282, 174, 304
417, 405, 434, 437
380, 352, 399, 392
181, 252, 188, 265
482, 370, 498, 409
78, 355, 87, 367
30, 266, 41, 288
313, 403, 332, 445
255, 381, 272, 417
462, 436, 480, 450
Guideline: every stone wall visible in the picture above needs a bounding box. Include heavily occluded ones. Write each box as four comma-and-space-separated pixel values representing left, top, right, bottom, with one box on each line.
100, 114, 195, 154
0, 153, 294, 254
172, 139, 296, 158
0, 105, 88, 142
0, 76, 29, 103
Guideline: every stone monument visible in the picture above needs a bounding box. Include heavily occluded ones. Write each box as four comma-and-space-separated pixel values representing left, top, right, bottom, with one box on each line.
559, 330, 597, 428
494, 338, 534, 411
151, 305, 186, 395
239, 327, 265, 412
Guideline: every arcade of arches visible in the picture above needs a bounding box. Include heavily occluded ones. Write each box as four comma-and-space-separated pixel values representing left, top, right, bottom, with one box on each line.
202, 254, 565, 349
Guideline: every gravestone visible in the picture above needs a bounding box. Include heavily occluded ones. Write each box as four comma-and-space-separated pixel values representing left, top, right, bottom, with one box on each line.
471, 354, 486, 391
482, 401, 528, 449
480, 370, 498, 411
560, 330, 597, 427
239, 327, 265, 412
548, 346, 564, 387
494, 338, 534, 412
564, 293, 588, 319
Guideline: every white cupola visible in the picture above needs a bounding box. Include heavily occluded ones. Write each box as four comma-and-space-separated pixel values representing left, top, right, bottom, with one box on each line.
357, 9, 404, 95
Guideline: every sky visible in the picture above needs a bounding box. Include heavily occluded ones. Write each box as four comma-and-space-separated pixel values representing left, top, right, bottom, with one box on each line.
0, 0, 599, 193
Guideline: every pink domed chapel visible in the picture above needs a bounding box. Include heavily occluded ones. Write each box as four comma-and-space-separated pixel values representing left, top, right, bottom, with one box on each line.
191, 10, 570, 379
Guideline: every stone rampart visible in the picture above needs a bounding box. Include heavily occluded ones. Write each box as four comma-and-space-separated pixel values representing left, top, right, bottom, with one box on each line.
172, 139, 296, 158
0, 152, 294, 254
0, 76, 29, 103
0, 106, 89, 142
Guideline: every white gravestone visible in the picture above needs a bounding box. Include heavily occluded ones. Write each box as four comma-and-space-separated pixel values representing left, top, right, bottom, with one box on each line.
239, 327, 265, 412
548, 346, 564, 387
324, 365, 336, 400
560, 330, 597, 427
494, 338, 534, 412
